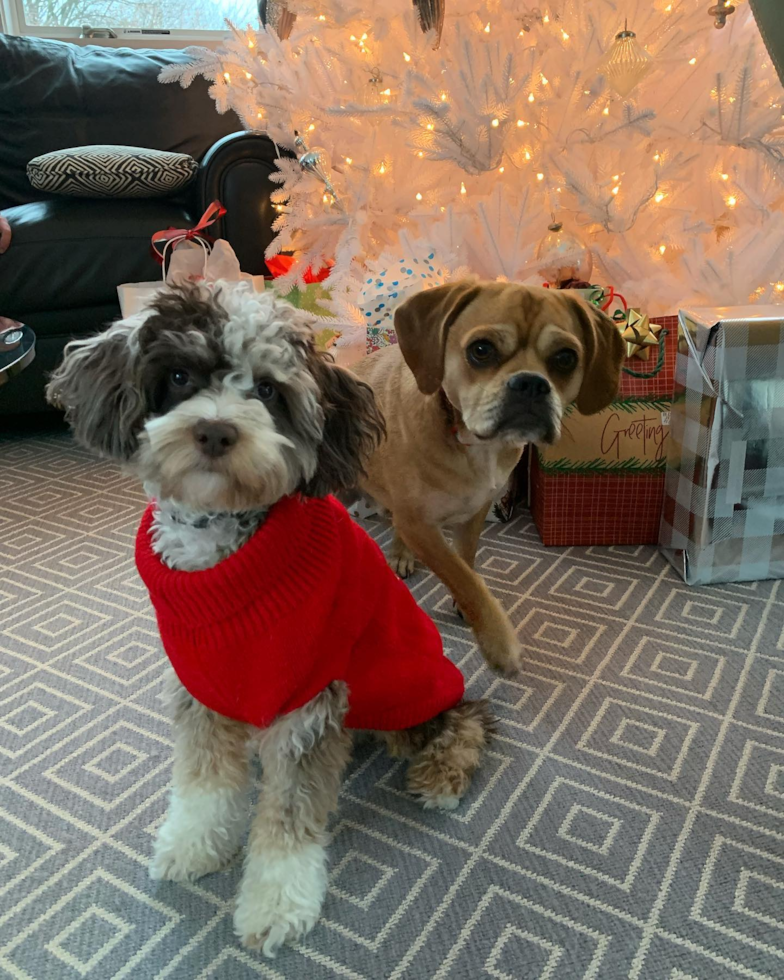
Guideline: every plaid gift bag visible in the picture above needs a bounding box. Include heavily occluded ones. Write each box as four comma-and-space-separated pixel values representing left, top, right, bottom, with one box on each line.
530, 315, 678, 546
659, 307, 784, 584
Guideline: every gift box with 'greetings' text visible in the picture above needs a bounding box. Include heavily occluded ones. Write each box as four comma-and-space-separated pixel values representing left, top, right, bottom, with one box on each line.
529, 314, 678, 546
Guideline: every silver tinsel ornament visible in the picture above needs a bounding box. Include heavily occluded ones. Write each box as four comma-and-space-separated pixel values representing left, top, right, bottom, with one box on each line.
295, 135, 340, 207
258, 0, 296, 39
413, 0, 445, 49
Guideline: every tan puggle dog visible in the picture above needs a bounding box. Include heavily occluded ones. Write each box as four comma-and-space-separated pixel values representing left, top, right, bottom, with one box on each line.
352, 280, 625, 673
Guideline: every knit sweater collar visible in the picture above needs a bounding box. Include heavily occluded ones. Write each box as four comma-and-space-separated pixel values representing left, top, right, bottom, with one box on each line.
135, 495, 339, 629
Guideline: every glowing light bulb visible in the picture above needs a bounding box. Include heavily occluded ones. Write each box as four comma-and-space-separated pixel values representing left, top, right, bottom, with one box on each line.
460, 182, 467, 194
689, 58, 697, 65
528, 93, 535, 103
543, 13, 550, 23
257, 111, 263, 118
654, 191, 665, 203
721, 173, 729, 180
440, 92, 447, 101
345, 157, 352, 165
318, 13, 325, 20
223, 72, 231, 82
499, 166, 505, 173
379, 162, 386, 174
524, 150, 532, 161
584, 89, 590, 95
665, 3, 672, 10
403, 51, 411, 62
537, 172, 544, 181
659, 244, 667, 254
612, 174, 620, 181
602, 106, 610, 116
417, 151, 424, 157
611, 185, 620, 195
248, 39, 254, 48
775, 282, 784, 293
245, 71, 252, 79
653, 153, 661, 162
727, 195, 737, 207
350, 34, 357, 41
415, 192, 422, 201
562, 30, 570, 40
381, 88, 391, 96
517, 119, 525, 127
484, 22, 490, 33
491, 118, 500, 127
426, 123, 434, 130
541, 75, 549, 85
361, 33, 367, 40
308, 123, 316, 131
322, 193, 330, 203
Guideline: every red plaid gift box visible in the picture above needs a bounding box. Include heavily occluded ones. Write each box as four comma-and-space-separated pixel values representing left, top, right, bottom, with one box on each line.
529, 315, 678, 546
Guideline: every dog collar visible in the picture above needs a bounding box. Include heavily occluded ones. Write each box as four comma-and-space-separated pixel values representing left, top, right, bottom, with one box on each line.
438, 389, 481, 447
167, 509, 265, 530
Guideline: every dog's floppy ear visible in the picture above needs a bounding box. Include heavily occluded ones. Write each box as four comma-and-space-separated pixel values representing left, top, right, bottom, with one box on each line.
302, 351, 386, 497
46, 322, 145, 460
564, 294, 625, 415
393, 280, 481, 394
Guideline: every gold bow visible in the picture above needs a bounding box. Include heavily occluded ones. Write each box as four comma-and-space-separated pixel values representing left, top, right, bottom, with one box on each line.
620, 308, 661, 360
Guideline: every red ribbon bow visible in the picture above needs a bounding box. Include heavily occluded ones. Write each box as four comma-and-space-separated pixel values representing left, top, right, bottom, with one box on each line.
151, 200, 227, 265
598, 285, 628, 315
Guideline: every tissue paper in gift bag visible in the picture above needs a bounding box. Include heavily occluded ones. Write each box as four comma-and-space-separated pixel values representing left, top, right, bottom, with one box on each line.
659, 307, 784, 584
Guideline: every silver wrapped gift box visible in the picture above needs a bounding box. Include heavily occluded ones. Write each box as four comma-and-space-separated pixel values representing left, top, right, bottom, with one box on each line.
659, 306, 784, 585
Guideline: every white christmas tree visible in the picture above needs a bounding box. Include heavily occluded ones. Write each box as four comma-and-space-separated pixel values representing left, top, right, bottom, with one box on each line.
162, 0, 784, 338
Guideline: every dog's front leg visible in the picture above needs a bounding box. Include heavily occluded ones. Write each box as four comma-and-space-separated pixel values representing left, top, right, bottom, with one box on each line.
151, 673, 251, 882
452, 503, 492, 569
397, 517, 521, 673
234, 682, 351, 957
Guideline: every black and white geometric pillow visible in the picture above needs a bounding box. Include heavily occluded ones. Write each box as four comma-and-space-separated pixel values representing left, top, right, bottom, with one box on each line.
27, 145, 198, 199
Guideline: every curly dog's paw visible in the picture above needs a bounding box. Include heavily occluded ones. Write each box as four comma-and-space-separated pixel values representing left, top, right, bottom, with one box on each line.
234, 845, 327, 957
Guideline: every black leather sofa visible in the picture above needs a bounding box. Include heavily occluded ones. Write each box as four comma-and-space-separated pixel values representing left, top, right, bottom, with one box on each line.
0, 33, 281, 415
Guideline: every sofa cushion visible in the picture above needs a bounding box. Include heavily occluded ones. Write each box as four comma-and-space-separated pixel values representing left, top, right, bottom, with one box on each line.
27, 145, 199, 199
0, 198, 193, 321
0, 35, 240, 208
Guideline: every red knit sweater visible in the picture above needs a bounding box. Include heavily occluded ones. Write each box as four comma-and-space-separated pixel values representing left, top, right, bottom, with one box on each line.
135, 495, 464, 731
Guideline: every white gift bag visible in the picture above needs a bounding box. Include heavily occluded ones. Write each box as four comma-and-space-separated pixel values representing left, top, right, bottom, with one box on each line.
116, 280, 166, 317
117, 201, 264, 318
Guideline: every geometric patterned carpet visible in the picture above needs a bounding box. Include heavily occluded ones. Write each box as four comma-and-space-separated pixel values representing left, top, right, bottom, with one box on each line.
1, 429, 783, 980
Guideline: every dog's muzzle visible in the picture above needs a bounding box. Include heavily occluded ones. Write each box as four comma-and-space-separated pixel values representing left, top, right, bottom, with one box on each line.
497, 372, 558, 444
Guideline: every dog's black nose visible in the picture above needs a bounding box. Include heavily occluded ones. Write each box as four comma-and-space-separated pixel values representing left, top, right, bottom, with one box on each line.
193, 420, 239, 458
507, 373, 551, 397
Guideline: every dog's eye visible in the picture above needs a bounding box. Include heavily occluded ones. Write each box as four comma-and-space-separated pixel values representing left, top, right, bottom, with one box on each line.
466, 340, 497, 367
550, 348, 579, 373
170, 369, 190, 387
256, 380, 277, 402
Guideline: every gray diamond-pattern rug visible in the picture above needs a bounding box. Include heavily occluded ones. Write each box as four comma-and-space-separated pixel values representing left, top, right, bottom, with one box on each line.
1, 430, 783, 980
